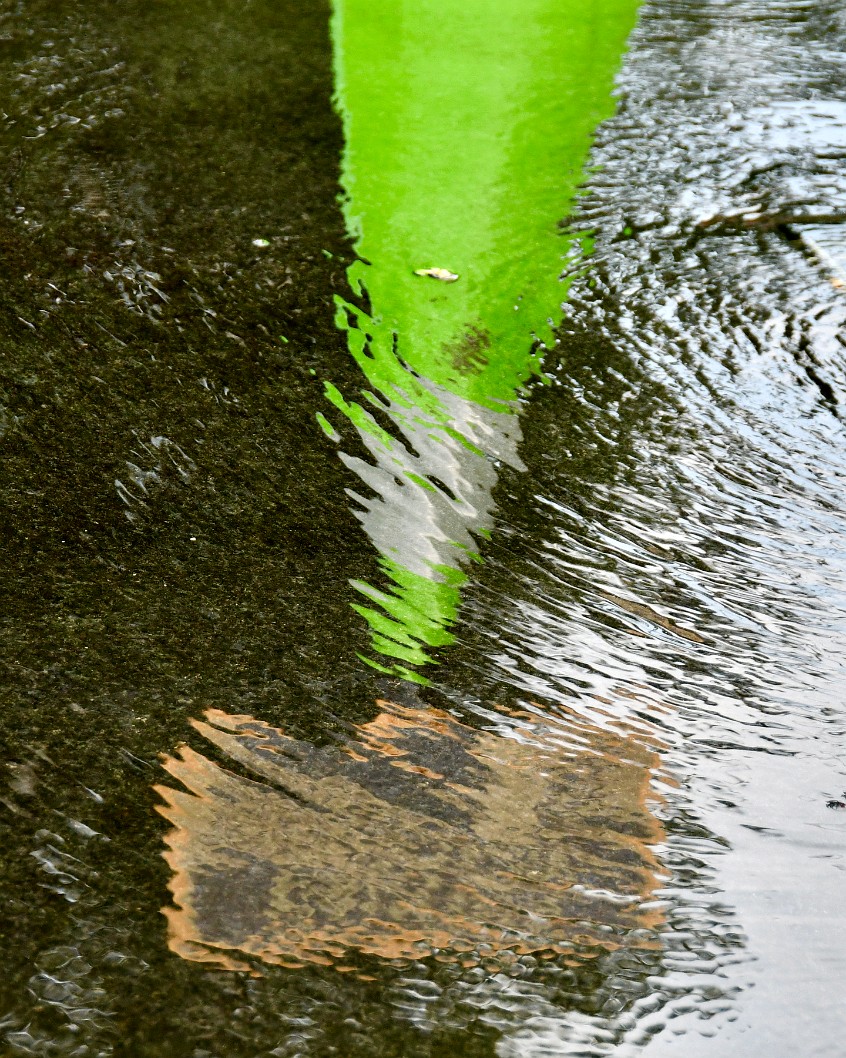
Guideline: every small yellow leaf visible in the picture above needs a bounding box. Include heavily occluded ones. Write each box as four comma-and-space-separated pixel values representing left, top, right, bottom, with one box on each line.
414, 267, 459, 282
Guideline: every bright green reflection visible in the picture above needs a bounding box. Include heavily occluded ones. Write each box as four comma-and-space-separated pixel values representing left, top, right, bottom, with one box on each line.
326, 0, 640, 681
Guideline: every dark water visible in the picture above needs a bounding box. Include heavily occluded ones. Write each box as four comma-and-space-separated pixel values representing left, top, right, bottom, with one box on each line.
2, 0, 846, 1056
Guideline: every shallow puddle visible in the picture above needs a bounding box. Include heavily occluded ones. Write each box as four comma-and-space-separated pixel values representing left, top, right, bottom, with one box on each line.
2, 0, 846, 1055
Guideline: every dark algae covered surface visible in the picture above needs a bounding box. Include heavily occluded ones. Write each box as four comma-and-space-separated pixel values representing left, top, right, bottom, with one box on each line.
0, 0, 386, 1051
3, 0, 846, 1056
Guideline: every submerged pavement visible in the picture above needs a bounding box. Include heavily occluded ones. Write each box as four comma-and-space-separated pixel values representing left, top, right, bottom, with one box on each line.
2, 0, 846, 1055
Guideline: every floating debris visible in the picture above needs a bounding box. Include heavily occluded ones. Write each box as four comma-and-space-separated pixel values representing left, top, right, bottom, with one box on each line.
413, 267, 459, 282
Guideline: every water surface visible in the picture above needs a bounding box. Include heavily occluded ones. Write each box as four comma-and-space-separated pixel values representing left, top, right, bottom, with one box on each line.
2, 0, 846, 1055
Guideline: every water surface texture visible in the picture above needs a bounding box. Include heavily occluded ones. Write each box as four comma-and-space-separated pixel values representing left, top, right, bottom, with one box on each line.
2, 0, 846, 1056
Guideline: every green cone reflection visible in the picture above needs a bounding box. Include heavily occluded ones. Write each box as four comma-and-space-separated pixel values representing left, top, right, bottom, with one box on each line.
326, 0, 640, 681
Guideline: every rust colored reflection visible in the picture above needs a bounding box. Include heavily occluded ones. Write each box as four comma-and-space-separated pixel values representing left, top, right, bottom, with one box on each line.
155, 702, 663, 973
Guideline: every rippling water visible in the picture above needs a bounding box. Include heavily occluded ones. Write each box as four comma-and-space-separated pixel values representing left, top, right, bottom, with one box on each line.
2, 0, 846, 1055
437, 0, 846, 1050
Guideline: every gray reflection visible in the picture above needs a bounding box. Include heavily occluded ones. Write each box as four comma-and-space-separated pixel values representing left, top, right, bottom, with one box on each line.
341, 379, 524, 581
